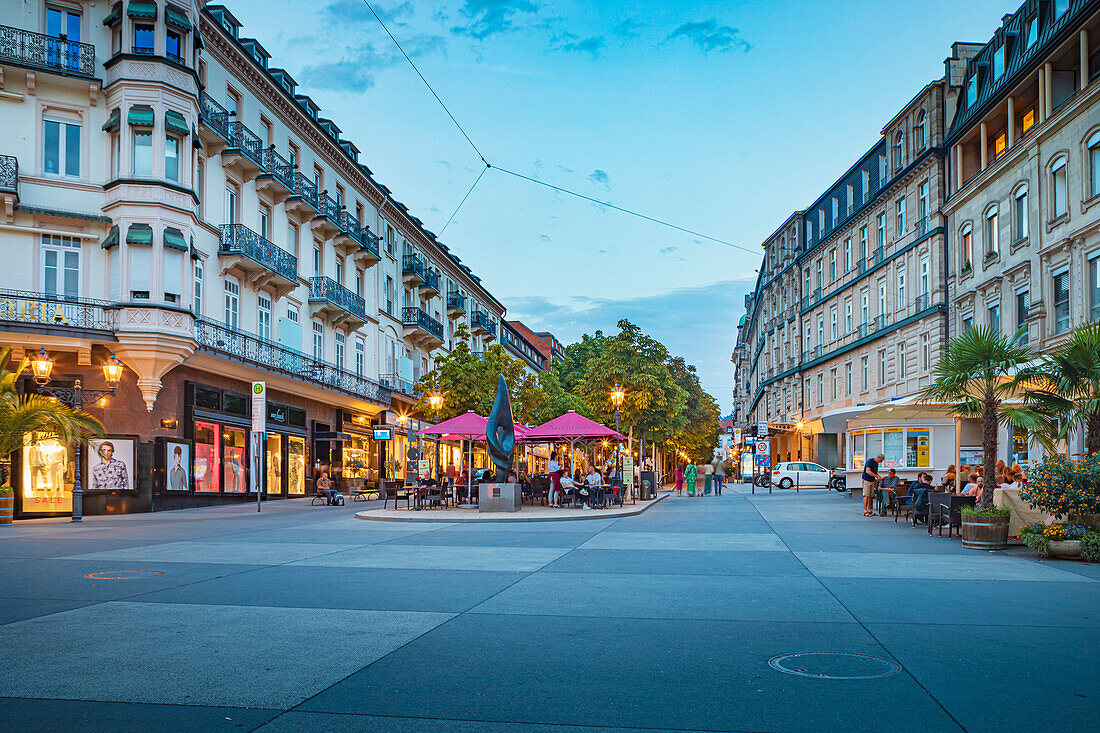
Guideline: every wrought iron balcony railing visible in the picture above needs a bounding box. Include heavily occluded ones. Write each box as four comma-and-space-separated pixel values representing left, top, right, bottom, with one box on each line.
471, 310, 496, 336
219, 224, 297, 282
339, 210, 361, 240
0, 289, 116, 331
227, 121, 264, 166
359, 228, 380, 259
402, 306, 444, 341
447, 291, 466, 313
195, 319, 390, 405
318, 192, 341, 225
0, 154, 17, 195
309, 276, 366, 320
260, 146, 294, 190
198, 91, 231, 140
379, 372, 417, 395
422, 267, 440, 293
290, 171, 320, 209
915, 292, 930, 311
0, 25, 95, 78
402, 253, 426, 280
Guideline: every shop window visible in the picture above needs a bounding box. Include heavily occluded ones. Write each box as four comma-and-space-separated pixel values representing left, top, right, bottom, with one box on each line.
223, 391, 248, 417
22, 433, 73, 514
865, 429, 884, 465
266, 434, 283, 495
222, 427, 247, 493
194, 421, 221, 492
43, 118, 81, 178
288, 436, 306, 495
906, 428, 930, 467
850, 430, 865, 469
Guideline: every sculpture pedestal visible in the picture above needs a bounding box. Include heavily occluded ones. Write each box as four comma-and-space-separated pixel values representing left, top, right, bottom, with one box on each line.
478, 483, 521, 513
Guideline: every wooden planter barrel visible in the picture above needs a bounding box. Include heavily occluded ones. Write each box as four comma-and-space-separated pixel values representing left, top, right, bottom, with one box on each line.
0, 495, 13, 525
961, 513, 1010, 550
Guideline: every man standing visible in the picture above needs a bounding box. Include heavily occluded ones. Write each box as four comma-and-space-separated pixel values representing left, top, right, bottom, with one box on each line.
712, 455, 724, 495
861, 453, 884, 517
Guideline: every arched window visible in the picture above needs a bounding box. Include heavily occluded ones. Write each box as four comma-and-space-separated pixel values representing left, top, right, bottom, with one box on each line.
915, 110, 927, 149
1013, 184, 1028, 242
1087, 130, 1100, 198
893, 132, 905, 170
984, 204, 999, 256
960, 224, 973, 271
1050, 155, 1069, 219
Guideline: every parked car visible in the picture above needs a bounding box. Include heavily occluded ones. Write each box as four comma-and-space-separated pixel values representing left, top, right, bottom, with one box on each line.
771, 462, 832, 489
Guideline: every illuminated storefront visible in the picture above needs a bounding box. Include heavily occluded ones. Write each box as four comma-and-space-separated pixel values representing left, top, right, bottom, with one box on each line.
19, 433, 73, 515
185, 383, 252, 500
264, 402, 308, 497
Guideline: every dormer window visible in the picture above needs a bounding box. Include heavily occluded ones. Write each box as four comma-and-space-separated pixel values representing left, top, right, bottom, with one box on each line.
1055, 0, 1069, 18
966, 74, 978, 107
1023, 15, 1038, 49
992, 45, 1004, 80
915, 110, 927, 149
892, 132, 904, 171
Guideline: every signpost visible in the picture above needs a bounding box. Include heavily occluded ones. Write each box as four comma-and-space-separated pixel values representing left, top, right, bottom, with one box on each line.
252, 382, 266, 512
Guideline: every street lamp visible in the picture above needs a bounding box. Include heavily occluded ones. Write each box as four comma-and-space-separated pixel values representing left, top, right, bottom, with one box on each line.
33, 349, 124, 523
428, 390, 443, 482
610, 382, 625, 486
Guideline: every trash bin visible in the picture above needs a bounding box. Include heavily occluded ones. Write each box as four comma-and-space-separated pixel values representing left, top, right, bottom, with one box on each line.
639, 470, 656, 500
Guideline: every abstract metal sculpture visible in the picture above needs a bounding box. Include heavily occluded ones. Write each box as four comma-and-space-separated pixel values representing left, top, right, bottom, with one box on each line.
486, 374, 515, 483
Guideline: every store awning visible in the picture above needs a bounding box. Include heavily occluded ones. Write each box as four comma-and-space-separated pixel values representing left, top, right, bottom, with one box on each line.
191, 127, 204, 149
126, 223, 153, 245
165, 110, 189, 136
163, 227, 187, 251
127, 2, 157, 20
101, 225, 119, 250
127, 105, 154, 127
103, 6, 122, 26
102, 108, 120, 132
165, 7, 192, 31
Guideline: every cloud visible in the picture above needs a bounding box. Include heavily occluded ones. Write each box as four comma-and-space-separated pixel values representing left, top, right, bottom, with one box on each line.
320, 0, 412, 24
588, 169, 610, 188
666, 18, 751, 54
297, 32, 445, 92
538, 233, 552, 242
612, 18, 643, 40
451, 0, 540, 40
505, 279, 755, 407
561, 35, 606, 59
658, 245, 683, 261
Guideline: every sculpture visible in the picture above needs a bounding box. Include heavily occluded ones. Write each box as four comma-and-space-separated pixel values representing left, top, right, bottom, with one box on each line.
485, 374, 515, 483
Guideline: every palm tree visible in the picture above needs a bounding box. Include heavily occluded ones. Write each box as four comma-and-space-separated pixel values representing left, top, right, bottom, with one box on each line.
1018, 323, 1100, 456
0, 347, 104, 488
920, 326, 1039, 506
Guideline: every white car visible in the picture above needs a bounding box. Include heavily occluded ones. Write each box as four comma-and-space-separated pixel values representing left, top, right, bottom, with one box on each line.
771, 461, 831, 489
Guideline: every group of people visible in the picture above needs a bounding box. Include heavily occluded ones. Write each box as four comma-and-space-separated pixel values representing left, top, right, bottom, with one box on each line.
672, 457, 725, 497
860, 453, 1029, 517
547, 452, 610, 509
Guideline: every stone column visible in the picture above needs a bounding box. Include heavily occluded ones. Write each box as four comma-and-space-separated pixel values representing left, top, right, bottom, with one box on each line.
1081, 30, 1090, 92
1038, 69, 1046, 124
1006, 96, 1015, 149
1045, 63, 1054, 118
979, 122, 988, 171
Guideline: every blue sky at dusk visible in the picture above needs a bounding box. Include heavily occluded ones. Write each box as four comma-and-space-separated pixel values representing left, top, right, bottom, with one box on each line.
228, 0, 1015, 410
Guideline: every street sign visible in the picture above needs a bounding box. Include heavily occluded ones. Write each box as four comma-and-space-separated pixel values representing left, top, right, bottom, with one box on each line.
755, 454, 771, 469
756, 421, 769, 436
756, 439, 769, 455
251, 382, 266, 433
733, 428, 742, 444
623, 456, 635, 486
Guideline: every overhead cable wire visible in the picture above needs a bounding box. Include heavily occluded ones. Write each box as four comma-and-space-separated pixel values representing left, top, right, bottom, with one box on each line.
440, 163, 489, 236
358, 0, 488, 166
490, 165, 753, 255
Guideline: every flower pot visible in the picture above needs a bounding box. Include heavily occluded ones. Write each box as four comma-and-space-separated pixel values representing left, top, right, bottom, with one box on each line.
961, 513, 1010, 550
0, 495, 13, 525
1047, 540, 1082, 558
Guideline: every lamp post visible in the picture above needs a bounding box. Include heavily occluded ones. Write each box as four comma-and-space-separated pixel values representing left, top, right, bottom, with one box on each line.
428, 390, 443, 483
610, 381, 625, 488
32, 350, 123, 523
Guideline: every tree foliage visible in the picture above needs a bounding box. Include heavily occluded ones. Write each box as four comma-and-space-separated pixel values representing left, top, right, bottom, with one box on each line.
1018, 323, 1100, 455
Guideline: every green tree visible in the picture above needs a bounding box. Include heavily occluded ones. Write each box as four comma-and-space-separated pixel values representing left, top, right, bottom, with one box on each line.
665, 356, 721, 462
0, 346, 105, 490
1018, 323, 1100, 456
919, 326, 1040, 505
532, 368, 587, 424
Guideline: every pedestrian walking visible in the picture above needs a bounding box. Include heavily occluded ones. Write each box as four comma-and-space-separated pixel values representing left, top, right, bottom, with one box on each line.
674, 464, 684, 496
712, 456, 724, 495
703, 460, 713, 495
685, 463, 697, 496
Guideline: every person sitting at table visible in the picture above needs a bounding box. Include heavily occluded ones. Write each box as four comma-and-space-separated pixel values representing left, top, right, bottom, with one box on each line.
876, 468, 900, 516
963, 473, 980, 496
573, 468, 583, 486
583, 464, 603, 510
559, 474, 576, 506
941, 464, 956, 490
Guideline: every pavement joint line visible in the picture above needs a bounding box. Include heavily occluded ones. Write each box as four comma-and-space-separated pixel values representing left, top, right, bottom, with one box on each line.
255, 707, 779, 733
0, 695, 284, 713
270, 504, 636, 730
742, 492, 970, 733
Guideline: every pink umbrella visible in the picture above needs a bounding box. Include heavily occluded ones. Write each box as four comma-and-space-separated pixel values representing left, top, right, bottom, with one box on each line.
419, 411, 487, 504
525, 411, 625, 476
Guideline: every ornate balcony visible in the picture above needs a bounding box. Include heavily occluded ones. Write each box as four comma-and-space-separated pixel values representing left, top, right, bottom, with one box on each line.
0, 154, 17, 222
471, 310, 496, 340
256, 146, 294, 203
402, 306, 444, 348
402, 254, 426, 285
354, 228, 381, 268
419, 267, 440, 298
308, 276, 366, 331
195, 319, 390, 406
285, 172, 320, 223
218, 224, 298, 298
0, 289, 117, 334
310, 192, 342, 240
379, 372, 417, 397
223, 121, 264, 180
0, 25, 95, 78
333, 210, 361, 257
197, 91, 231, 152
446, 290, 466, 317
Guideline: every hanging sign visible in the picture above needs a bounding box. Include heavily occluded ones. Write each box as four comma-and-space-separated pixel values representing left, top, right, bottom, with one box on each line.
251, 382, 266, 433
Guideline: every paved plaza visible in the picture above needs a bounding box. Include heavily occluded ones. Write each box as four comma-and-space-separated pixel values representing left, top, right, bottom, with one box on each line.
2, 486, 1098, 732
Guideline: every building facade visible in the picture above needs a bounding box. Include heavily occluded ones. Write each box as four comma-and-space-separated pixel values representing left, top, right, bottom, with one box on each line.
0, 1, 510, 518
733, 0, 1100, 477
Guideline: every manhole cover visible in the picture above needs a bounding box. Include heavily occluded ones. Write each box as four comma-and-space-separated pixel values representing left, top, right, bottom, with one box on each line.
768, 652, 901, 680
85, 570, 165, 580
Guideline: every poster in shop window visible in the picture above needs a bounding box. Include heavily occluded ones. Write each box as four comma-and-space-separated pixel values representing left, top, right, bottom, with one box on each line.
166, 440, 190, 491
883, 428, 904, 468
87, 438, 135, 492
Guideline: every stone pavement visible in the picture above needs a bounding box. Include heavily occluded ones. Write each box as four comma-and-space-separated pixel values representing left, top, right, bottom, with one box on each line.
1, 485, 1097, 732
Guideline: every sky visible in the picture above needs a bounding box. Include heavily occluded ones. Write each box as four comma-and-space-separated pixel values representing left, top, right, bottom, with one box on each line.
227, 0, 1016, 411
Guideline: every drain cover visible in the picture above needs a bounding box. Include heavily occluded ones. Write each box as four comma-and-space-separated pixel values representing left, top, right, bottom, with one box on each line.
768, 652, 900, 680
85, 570, 165, 580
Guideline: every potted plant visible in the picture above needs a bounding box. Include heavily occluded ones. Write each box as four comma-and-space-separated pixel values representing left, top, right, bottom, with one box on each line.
1019, 522, 1088, 558
1020, 454, 1100, 527
959, 505, 1013, 550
